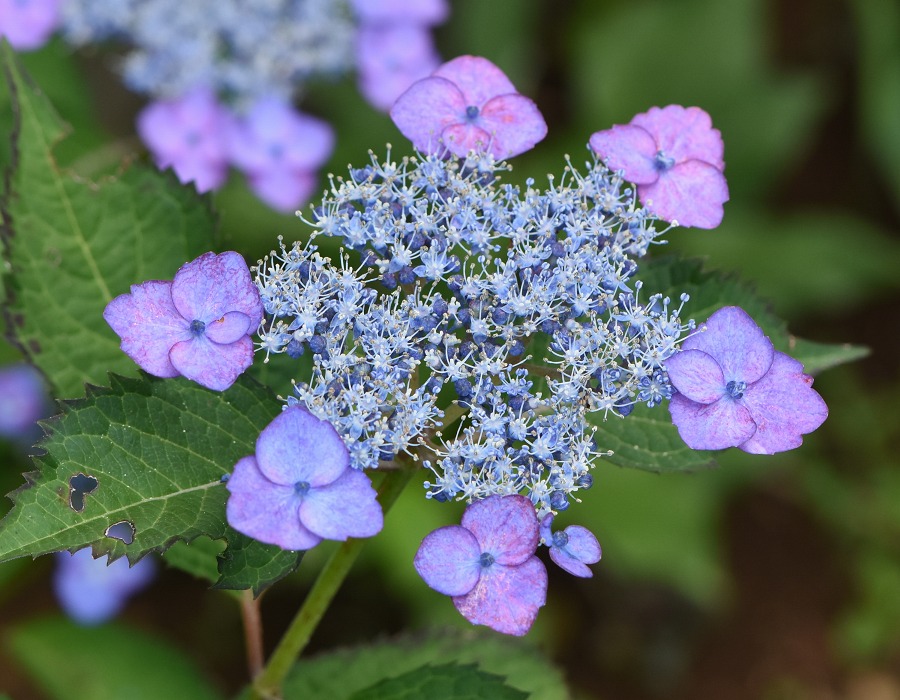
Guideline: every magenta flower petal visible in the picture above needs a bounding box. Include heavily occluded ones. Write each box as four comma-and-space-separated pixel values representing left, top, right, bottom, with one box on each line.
478, 94, 549, 160
549, 525, 602, 579
226, 456, 322, 550
638, 159, 729, 229
668, 392, 757, 450
248, 169, 317, 213
414, 525, 482, 596
738, 352, 828, 455
664, 349, 726, 404
104, 280, 190, 379
0, 0, 60, 51
453, 557, 547, 636
300, 468, 383, 541
683, 307, 774, 385
204, 311, 252, 345
441, 123, 494, 159
390, 77, 466, 152
588, 124, 659, 185
461, 494, 539, 566
169, 335, 254, 391
631, 105, 724, 169
255, 405, 350, 487
433, 55, 516, 108
171, 251, 263, 326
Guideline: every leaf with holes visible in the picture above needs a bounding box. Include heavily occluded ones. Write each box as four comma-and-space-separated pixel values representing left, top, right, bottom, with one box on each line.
0, 43, 215, 399
0, 372, 300, 593
215, 530, 303, 596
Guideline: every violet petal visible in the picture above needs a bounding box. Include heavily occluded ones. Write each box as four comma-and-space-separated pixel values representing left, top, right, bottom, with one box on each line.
433, 55, 516, 108
668, 393, 757, 450
589, 124, 660, 185
682, 306, 774, 385
171, 251, 263, 328
630, 105, 724, 169
168, 335, 254, 391
390, 77, 467, 154
664, 349, 726, 404
440, 122, 494, 158
414, 524, 482, 596
299, 468, 383, 541
637, 159, 729, 229
461, 495, 539, 566
478, 93, 548, 159
248, 169, 317, 213
204, 311, 251, 344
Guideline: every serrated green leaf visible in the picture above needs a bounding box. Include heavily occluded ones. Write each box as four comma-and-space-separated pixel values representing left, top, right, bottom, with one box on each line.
163, 535, 227, 584
283, 628, 569, 700
6, 617, 223, 700
1, 43, 216, 399
349, 663, 527, 700
215, 530, 302, 596
0, 372, 298, 593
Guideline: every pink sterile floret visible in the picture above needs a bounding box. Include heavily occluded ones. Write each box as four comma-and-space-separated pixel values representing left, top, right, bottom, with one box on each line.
664, 306, 828, 454
225, 405, 383, 550
227, 96, 334, 212
414, 494, 547, 636
137, 87, 231, 193
390, 55, 547, 160
103, 251, 263, 392
539, 513, 602, 579
589, 105, 729, 229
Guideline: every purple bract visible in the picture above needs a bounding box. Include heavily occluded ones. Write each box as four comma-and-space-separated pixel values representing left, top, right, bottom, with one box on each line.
104, 251, 263, 391
351, 0, 448, 25
226, 405, 383, 551
539, 514, 602, 578
0, 363, 47, 440
589, 105, 729, 229
137, 87, 230, 193
414, 494, 547, 636
664, 306, 828, 453
390, 55, 547, 159
227, 96, 334, 212
0, 0, 60, 51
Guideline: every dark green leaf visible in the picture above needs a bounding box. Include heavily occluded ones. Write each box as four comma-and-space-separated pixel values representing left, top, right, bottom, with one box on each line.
349, 663, 527, 700
215, 530, 302, 596
163, 536, 227, 584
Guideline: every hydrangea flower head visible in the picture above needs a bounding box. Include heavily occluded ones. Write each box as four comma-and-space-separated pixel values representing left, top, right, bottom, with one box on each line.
226, 405, 383, 551
540, 514, 602, 578
104, 251, 263, 391
589, 105, 728, 229
414, 495, 547, 636
0, 0, 60, 51
137, 87, 230, 193
664, 306, 828, 453
0, 363, 48, 440
227, 96, 334, 212
390, 55, 547, 159
54, 549, 156, 625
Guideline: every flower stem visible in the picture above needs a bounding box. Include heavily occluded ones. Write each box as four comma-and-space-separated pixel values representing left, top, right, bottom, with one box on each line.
241, 589, 265, 678
250, 468, 414, 699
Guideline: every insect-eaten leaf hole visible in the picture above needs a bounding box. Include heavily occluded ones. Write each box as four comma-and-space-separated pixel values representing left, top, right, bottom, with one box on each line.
105, 521, 135, 545
68, 473, 99, 512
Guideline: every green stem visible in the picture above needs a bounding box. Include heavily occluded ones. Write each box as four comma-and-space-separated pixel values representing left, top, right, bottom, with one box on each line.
250, 468, 414, 699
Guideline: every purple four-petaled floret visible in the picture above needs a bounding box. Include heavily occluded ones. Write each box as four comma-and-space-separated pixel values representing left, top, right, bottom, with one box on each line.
539, 513, 601, 579
104, 251, 263, 391
414, 494, 547, 636
664, 306, 828, 454
226, 405, 383, 551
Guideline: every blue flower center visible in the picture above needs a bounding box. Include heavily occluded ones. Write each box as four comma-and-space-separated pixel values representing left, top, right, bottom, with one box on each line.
268, 142, 285, 161
190, 319, 206, 336
478, 552, 495, 569
294, 481, 310, 497
465, 105, 480, 121
552, 531, 569, 548
654, 151, 675, 172
726, 380, 746, 400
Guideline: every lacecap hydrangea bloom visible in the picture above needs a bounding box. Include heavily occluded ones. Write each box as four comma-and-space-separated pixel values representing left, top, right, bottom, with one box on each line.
104, 251, 263, 391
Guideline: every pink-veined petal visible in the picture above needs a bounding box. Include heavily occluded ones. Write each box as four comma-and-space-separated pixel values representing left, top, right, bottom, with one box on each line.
390, 76, 466, 153
453, 556, 547, 636
478, 93, 547, 159
299, 468, 383, 541
168, 334, 254, 391
668, 394, 757, 451
226, 456, 321, 550
631, 105, 724, 168
440, 122, 493, 158
738, 352, 828, 454
103, 281, 190, 379
461, 495, 539, 566
664, 349, 726, 404
171, 252, 263, 328
204, 311, 251, 344
433, 55, 516, 108
589, 124, 660, 184
255, 405, 350, 487
638, 159, 729, 229
415, 525, 482, 596
682, 307, 774, 386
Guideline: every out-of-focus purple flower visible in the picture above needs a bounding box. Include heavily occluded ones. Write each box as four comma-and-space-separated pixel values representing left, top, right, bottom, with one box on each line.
104, 251, 263, 391
0, 363, 48, 441
226, 96, 333, 212
0, 0, 60, 51
414, 494, 547, 636
54, 549, 156, 625
664, 306, 828, 453
356, 25, 440, 112
390, 55, 547, 160
136, 87, 230, 193
539, 513, 601, 578
350, 0, 449, 26
226, 405, 383, 550
589, 105, 728, 229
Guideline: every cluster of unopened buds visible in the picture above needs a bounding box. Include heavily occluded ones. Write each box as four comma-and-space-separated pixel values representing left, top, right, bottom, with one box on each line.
103, 54, 828, 635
